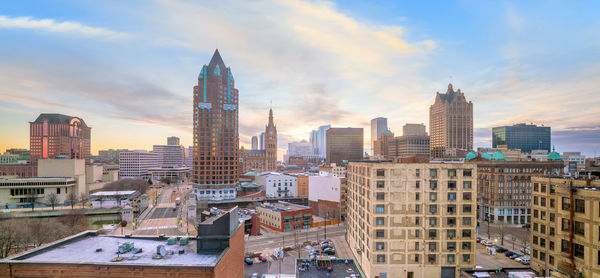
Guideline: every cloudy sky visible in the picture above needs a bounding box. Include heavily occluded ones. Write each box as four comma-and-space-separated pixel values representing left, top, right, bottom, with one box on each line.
1, 0, 599, 159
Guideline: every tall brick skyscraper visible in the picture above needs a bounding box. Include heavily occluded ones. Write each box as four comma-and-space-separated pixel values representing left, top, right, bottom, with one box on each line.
30, 113, 91, 164
193, 49, 239, 200
429, 83, 473, 159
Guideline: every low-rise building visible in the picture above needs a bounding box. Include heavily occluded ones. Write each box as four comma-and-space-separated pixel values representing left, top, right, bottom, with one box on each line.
118, 150, 159, 179
346, 161, 477, 278
308, 173, 341, 220
87, 190, 140, 208
257, 201, 312, 232
0, 176, 77, 208
530, 177, 600, 278
0, 163, 37, 178
296, 258, 364, 277
256, 172, 298, 198
460, 267, 538, 278
0, 207, 244, 278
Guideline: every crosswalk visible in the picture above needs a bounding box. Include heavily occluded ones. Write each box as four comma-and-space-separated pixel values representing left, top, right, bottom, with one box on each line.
136, 225, 178, 231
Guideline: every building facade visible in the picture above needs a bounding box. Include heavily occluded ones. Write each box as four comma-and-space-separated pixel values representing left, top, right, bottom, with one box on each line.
251, 136, 258, 150
118, 150, 159, 179
153, 137, 186, 168
346, 161, 477, 278
429, 84, 473, 159
308, 173, 341, 220
311, 125, 331, 158
467, 151, 565, 225
257, 201, 312, 232
492, 124, 551, 153
326, 128, 363, 165
388, 134, 431, 159
192, 50, 239, 199
256, 172, 298, 198
373, 130, 394, 158
0, 176, 76, 208
240, 109, 278, 173
403, 123, 427, 136
530, 177, 600, 278
30, 113, 91, 164
371, 117, 388, 153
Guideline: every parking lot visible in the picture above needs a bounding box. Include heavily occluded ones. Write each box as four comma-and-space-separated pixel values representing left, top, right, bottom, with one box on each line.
475, 237, 530, 269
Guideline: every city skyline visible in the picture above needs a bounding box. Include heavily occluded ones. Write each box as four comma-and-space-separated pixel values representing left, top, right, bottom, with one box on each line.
1, 1, 600, 158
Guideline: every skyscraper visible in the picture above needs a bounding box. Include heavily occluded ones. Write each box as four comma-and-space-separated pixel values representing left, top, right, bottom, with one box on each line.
251, 136, 258, 150
193, 49, 239, 200
29, 113, 91, 164
311, 125, 331, 158
429, 84, 473, 159
492, 123, 551, 153
370, 117, 388, 153
326, 128, 363, 165
153, 137, 185, 167
260, 132, 265, 150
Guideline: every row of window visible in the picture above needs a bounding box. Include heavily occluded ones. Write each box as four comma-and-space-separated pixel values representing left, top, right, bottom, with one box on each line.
375, 253, 471, 264
374, 228, 472, 239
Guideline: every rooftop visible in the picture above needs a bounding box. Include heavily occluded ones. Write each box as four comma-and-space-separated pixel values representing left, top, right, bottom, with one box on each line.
33, 113, 88, 127
296, 258, 363, 278
260, 201, 311, 213
88, 191, 139, 197
461, 268, 537, 278
4, 231, 222, 267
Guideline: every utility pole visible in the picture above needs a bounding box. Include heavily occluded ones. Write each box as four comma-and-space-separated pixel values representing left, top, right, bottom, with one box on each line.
279, 234, 284, 275
324, 212, 328, 240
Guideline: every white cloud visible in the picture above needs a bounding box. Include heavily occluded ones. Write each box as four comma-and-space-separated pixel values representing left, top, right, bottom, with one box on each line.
0, 15, 128, 40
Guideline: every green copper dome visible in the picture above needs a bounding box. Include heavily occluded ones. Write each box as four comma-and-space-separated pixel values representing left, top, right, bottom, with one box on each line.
383, 130, 393, 135
465, 152, 477, 161
492, 148, 506, 161
548, 145, 562, 161
482, 153, 492, 160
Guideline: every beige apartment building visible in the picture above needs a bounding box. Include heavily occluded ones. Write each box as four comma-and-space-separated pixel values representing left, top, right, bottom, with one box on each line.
530, 177, 600, 278
346, 161, 477, 278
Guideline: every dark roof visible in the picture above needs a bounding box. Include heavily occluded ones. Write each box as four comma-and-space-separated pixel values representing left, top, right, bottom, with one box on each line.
207, 49, 228, 76
33, 113, 88, 127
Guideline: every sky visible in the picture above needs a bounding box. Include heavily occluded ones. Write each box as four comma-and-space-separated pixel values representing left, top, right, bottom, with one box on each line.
1, 0, 599, 159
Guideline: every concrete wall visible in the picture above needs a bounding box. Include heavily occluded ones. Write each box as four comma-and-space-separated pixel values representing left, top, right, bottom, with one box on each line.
38, 159, 86, 195
308, 174, 340, 203
85, 164, 103, 184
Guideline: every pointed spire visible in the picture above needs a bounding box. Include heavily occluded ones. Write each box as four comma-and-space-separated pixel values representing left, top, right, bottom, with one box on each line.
268, 107, 274, 126
207, 49, 227, 75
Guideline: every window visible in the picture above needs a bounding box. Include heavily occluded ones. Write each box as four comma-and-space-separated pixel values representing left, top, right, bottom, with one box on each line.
562, 218, 570, 231
414, 255, 419, 263
415, 181, 420, 188
430, 169, 438, 178
463, 169, 472, 177
575, 199, 585, 213
429, 217, 437, 226
430, 180, 437, 190
462, 242, 471, 250
575, 221, 585, 235
429, 229, 437, 238
429, 242, 436, 251
447, 254, 455, 263
415, 242, 419, 250
462, 205, 472, 213
448, 169, 456, 177
463, 192, 472, 201
415, 229, 420, 238
56, 188, 61, 194
376, 242, 384, 250
376, 192, 385, 200
428, 254, 436, 264
415, 204, 420, 212
376, 205, 385, 213
430, 192, 437, 201
462, 254, 471, 263
549, 241, 554, 251
550, 227, 555, 236
447, 242, 456, 251
562, 197, 570, 210
448, 192, 456, 201
376, 217, 384, 226
377, 254, 386, 263
416, 193, 420, 200
415, 169, 420, 177
463, 181, 472, 189
561, 239, 569, 253
462, 217, 472, 226
447, 229, 456, 239
447, 217, 456, 226
462, 229, 471, 238
447, 205, 456, 214
429, 205, 437, 213
574, 243, 584, 259
448, 181, 457, 190
540, 238, 546, 248
376, 230, 384, 238
541, 197, 546, 207
550, 213, 555, 222
376, 181, 385, 188
376, 169, 385, 177
549, 255, 554, 265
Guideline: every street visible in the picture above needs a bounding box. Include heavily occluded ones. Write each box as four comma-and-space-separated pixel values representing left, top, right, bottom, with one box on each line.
133, 183, 190, 236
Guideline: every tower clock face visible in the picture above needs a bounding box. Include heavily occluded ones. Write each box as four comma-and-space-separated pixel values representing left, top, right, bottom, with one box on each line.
269, 131, 273, 135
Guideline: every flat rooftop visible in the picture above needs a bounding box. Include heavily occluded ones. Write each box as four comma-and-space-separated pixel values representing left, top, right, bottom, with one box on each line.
4, 231, 222, 267
260, 201, 311, 213
296, 258, 363, 278
461, 268, 537, 278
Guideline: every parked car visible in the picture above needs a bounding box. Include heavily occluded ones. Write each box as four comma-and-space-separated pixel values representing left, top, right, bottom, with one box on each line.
510, 254, 521, 259
520, 248, 531, 255
521, 223, 530, 229
515, 256, 528, 263
495, 246, 508, 253
476, 237, 482, 243
259, 254, 267, 262
505, 251, 515, 257
521, 257, 530, 265
479, 240, 487, 245
251, 273, 259, 278
244, 258, 254, 265
323, 248, 336, 255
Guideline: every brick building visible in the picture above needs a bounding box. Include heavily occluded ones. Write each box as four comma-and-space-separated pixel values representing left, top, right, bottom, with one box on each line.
257, 201, 312, 232
29, 113, 91, 164
429, 84, 473, 159
239, 109, 278, 173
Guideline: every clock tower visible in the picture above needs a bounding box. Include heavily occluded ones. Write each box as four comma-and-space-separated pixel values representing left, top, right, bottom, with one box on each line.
264, 108, 277, 171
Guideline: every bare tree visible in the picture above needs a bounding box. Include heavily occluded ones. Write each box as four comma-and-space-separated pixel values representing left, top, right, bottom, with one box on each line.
46, 192, 59, 210
79, 193, 87, 208
496, 221, 506, 246
67, 191, 77, 209
26, 189, 37, 211
0, 220, 18, 258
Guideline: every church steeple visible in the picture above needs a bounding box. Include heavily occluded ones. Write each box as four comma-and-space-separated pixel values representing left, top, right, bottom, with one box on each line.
268, 108, 274, 127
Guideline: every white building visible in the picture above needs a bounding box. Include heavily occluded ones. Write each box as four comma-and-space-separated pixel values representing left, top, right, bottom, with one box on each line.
186, 146, 193, 167
288, 140, 314, 157
38, 158, 87, 195
562, 151, 586, 165
88, 190, 139, 208
256, 172, 298, 198
152, 138, 185, 168
0, 176, 77, 208
191, 187, 236, 201
319, 163, 346, 178
118, 150, 159, 179
308, 173, 341, 203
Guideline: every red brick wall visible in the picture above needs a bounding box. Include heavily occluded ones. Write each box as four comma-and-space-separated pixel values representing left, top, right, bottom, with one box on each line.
214, 225, 245, 278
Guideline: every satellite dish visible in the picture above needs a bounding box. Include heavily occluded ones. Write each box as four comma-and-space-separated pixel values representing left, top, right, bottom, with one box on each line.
157, 245, 167, 257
